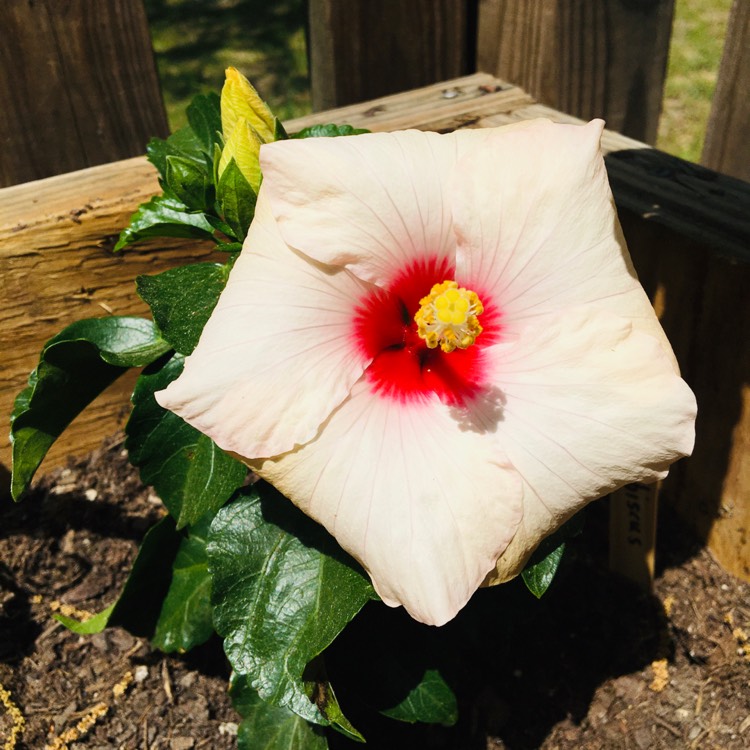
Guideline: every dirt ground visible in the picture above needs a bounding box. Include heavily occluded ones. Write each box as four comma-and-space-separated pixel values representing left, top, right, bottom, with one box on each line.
1, 436, 748, 749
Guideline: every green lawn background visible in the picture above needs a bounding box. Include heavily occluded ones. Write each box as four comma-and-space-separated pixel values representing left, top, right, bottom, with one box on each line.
145, 0, 733, 164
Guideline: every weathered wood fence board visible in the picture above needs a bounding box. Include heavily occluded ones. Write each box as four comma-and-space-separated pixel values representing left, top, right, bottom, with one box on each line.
480, 0, 677, 143
308, 0, 675, 144
0, 0, 168, 187
308, 0, 473, 111
476, 0, 675, 144
682, 256, 750, 580
702, 0, 750, 181
2, 74, 749, 580
0, 158, 219, 473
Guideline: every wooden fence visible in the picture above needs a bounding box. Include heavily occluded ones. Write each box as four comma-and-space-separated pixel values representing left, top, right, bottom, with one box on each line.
0, 0, 748, 582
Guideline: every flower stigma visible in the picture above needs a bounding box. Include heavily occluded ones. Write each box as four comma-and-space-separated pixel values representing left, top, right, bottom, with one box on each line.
415, 280, 484, 353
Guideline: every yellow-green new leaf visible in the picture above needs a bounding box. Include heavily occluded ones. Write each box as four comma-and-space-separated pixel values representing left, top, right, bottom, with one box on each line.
218, 118, 262, 193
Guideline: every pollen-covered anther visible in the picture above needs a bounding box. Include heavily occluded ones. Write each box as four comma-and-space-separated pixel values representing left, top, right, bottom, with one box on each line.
414, 280, 484, 353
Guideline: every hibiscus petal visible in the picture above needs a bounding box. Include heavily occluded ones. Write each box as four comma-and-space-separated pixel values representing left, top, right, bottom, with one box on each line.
483, 306, 696, 584
452, 119, 673, 361
260, 129, 488, 286
156, 195, 372, 458
252, 380, 524, 626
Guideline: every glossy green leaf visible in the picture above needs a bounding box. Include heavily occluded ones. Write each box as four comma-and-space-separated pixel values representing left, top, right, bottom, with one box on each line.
152, 514, 214, 653
208, 485, 375, 724
217, 158, 256, 240
521, 512, 585, 598
521, 542, 566, 599
292, 124, 369, 139
136, 262, 230, 355
125, 354, 247, 529
55, 516, 182, 637
186, 92, 222, 154
10, 377, 34, 423
109, 515, 183, 635
42, 317, 170, 368
146, 126, 206, 182
165, 154, 214, 212
311, 680, 364, 742
381, 669, 458, 725
10, 317, 169, 500
114, 194, 216, 251
206, 214, 238, 241
232, 675, 328, 750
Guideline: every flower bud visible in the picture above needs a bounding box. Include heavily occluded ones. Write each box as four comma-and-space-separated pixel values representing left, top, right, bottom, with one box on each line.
218, 117, 263, 191
221, 67, 276, 144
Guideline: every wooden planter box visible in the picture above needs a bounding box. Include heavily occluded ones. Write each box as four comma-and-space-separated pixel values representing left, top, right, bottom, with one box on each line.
1, 74, 748, 583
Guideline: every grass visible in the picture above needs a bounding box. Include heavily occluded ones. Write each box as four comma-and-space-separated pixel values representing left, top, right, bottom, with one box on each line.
144, 0, 310, 129
146, 0, 733, 163
656, 0, 734, 161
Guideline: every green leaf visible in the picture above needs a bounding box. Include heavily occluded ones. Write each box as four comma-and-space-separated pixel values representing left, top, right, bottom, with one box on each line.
10, 317, 169, 500
521, 543, 566, 599
232, 675, 328, 750
10, 377, 35, 423
325, 600, 457, 728
152, 514, 214, 653
125, 354, 247, 529
55, 605, 114, 635
186, 92, 222, 154
208, 485, 375, 724
42, 317, 170, 368
292, 124, 369, 139
217, 158, 257, 241
165, 154, 214, 212
55, 516, 182, 637
311, 681, 364, 742
146, 126, 207, 182
381, 669, 458, 725
521, 512, 585, 598
215, 241, 243, 254
146, 137, 174, 181
206, 214, 238, 241
136, 262, 230, 355
108, 515, 183, 635
273, 118, 288, 141
114, 194, 216, 252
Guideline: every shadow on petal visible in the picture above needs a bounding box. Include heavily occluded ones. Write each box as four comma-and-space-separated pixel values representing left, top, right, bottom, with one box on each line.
449, 385, 506, 435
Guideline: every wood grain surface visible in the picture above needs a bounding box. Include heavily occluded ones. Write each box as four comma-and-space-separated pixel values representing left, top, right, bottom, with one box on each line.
476, 0, 675, 144
702, 0, 750, 181
308, 0, 471, 110
0, 0, 168, 186
1, 157, 220, 478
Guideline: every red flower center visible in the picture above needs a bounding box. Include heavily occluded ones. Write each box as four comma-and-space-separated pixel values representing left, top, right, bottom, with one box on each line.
353, 256, 500, 405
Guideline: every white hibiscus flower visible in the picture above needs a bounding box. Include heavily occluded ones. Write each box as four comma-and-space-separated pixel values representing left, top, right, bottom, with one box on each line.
157, 120, 696, 625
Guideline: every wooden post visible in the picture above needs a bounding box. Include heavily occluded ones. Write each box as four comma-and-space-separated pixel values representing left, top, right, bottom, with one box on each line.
308, 0, 473, 111
674, 252, 750, 581
609, 483, 659, 588
702, 0, 750, 181
476, 0, 675, 144
0, 0, 168, 187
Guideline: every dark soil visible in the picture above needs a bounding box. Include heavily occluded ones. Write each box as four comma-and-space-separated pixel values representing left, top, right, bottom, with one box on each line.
1, 436, 748, 749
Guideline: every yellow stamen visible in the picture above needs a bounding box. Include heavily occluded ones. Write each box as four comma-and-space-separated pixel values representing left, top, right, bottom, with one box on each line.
414, 280, 484, 353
